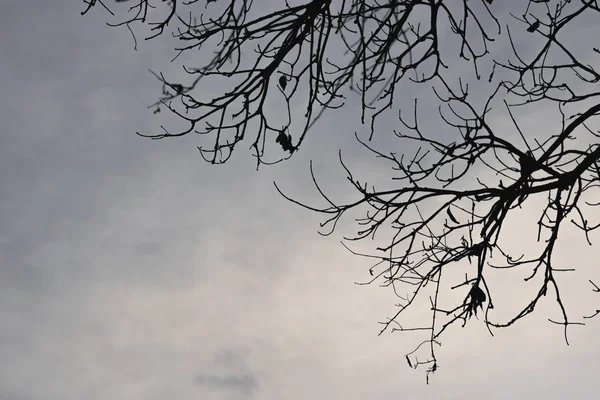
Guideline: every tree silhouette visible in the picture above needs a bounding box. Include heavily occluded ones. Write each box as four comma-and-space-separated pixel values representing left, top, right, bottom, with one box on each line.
82, 0, 600, 380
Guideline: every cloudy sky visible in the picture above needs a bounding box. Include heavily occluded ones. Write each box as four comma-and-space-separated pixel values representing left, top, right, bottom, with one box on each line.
1, 1, 599, 399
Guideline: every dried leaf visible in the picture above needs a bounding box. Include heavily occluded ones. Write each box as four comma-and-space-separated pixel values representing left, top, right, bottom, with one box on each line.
527, 19, 540, 33
447, 208, 459, 225
279, 75, 287, 91
276, 130, 295, 153
519, 152, 536, 178
467, 285, 487, 318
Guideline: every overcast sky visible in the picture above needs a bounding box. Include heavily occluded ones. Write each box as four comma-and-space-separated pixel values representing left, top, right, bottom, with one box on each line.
1, 1, 600, 399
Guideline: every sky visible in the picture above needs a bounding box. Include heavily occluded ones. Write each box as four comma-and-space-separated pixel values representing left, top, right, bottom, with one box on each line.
1, 1, 599, 399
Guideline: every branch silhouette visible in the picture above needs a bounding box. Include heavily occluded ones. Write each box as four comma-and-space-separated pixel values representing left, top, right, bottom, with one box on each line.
83, 0, 600, 380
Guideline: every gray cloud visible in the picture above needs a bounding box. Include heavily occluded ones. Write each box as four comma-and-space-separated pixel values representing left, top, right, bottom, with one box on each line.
0, 391, 36, 400
1, 1, 600, 400
195, 374, 258, 397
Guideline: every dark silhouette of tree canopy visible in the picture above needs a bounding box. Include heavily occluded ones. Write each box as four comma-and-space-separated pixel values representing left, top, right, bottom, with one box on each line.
82, 0, 600, 380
